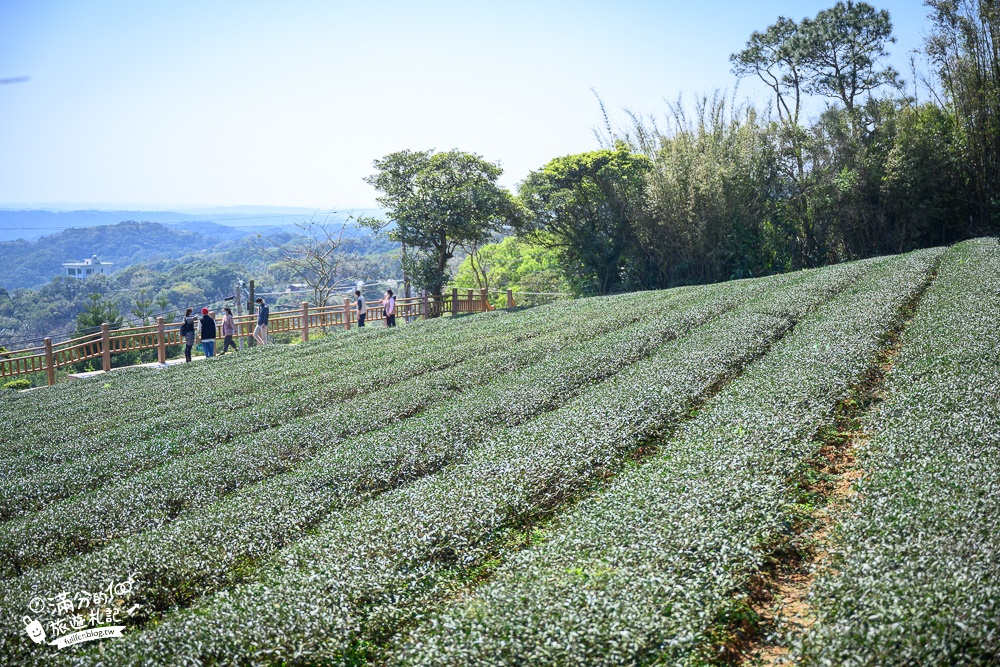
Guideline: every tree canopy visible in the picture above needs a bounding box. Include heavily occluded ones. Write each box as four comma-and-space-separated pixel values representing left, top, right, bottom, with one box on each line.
519, 147, 652, 295
732, 2, 899, 118
363, 149, 524, 297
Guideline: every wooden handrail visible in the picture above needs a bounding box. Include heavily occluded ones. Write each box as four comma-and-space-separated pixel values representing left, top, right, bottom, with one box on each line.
1, 293, 495, 386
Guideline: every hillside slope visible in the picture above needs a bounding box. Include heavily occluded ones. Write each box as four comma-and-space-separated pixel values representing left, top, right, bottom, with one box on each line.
0, 221, 231, 290
0, 240, 996, 667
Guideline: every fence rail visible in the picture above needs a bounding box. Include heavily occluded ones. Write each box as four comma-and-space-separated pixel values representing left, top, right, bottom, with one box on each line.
0, 289, 492, 386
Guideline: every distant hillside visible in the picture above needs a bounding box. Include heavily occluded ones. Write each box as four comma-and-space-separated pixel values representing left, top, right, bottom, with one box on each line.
0, 208, 380, 242
0, 221, 234, 289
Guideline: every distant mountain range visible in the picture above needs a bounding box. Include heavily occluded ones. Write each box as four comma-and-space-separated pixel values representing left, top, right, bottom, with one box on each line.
0, 220, 246, 290
0, 207, 382, 242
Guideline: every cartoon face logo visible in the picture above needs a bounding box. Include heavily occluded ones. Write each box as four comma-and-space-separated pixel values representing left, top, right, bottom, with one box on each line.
23, 616, 46, 644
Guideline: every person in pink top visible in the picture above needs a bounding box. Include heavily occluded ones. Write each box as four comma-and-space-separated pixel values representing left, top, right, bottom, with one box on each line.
382, 289, 396, 327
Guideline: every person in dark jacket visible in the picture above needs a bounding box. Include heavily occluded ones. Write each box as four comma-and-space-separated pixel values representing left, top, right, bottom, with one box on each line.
253, 297, 269, 345
180, 308, 197, 362
200, 307, 217, 358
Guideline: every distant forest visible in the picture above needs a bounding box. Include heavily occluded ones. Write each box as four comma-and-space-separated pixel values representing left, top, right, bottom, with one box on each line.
4, 1, 997, 351
378, 1, 1000, 299
578, 0, 999, 291
0, 221, 399, 354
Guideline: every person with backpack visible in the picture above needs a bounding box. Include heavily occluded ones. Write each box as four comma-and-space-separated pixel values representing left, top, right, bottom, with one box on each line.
355, 290, 367, 327
180, 308, 197, 362
220, 306, 237, 354
382, 289, 396, 327
200, 307, 217, 358
253, 297, 269, 345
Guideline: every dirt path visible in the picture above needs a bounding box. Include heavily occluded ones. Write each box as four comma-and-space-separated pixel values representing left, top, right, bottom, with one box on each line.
740, 269, 936, 666
749, 416, 868, 665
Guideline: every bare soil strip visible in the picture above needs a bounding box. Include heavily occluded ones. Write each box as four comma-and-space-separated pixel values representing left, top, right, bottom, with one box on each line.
739, 270, 938, 666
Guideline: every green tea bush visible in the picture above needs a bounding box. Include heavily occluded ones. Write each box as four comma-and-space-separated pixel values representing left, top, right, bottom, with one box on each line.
73, 259, 872, 666
386, 248, 942, 667
0, 293, 646, 520
0, 278, 764, 664
0, 290, 691, 574
801, 239, 1000, 666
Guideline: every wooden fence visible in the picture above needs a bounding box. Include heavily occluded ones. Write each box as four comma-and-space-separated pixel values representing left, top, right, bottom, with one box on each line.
1, 288, 491, 386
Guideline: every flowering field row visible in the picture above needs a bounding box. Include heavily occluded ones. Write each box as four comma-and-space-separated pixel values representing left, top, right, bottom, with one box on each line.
0, 288, 685, 523
385, 247, 943, 667
0, 287, 707, 575
0, 296, 613, 513
3, 291, 637, 466
1, 311, 456, 455
0, 275, 774, 663
68, 259, 874, 665
801, 239, 1000, 666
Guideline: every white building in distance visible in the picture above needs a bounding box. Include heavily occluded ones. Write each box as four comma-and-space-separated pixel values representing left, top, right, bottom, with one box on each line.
63, 254, 113, 279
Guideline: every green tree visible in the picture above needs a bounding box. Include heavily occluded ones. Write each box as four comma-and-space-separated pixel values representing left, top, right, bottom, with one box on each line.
131, 288, 154, 326
882, 102, 967, 247
731, 16, 809, 187
926, 0, 1000, 227
519, 147, 652, 295
731, 16, 805, 127
76, 292, 122, 333
75, 293, 123, 370
156, 293, 171, 317
363, 149, 524, 299
797, 1, 900, 114
453, 235, 570, 305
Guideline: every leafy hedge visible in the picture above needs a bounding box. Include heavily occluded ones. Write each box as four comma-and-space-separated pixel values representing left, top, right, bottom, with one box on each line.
2, 244, 991, 667
72, 258, 871, 666
385, 249, 943, 666
0, 278, 765, 664
801, 239, 1000, 666
0, 298, 594, 519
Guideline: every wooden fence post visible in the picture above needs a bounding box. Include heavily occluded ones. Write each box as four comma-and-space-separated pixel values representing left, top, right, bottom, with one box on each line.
480, 288, 488, 311
506, 289, 515, 310
248, 280, 256, 347
156, 317, 166, 364
235, 282, 245, 352
343, 297, 351, 330
101, 323, 111, 371
44, 337, 55, 386
301, 302, 309, 342
421, 290, 429, 320
451, 288, 459, 317
466, 289, 473, 313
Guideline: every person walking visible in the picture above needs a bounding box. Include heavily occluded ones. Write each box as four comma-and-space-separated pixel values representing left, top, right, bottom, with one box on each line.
355, 290, 366, 327
180, 308, 197, 362
220, 306, 237, 354
253, 297, 269, 345
200, 307, 217, 358
383, 289, 396, 327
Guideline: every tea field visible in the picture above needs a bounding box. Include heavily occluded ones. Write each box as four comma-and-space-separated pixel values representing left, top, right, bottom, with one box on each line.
1, 240, 996, 666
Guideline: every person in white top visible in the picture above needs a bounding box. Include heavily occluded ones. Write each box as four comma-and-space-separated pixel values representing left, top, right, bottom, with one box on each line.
382, 289, 396, 327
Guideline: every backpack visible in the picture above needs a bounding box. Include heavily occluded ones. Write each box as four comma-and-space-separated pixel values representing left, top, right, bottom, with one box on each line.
179, 318, 193, 336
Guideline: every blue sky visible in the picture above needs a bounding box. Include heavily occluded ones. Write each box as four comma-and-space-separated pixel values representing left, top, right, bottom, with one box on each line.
0, 0, 933, 211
